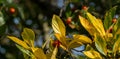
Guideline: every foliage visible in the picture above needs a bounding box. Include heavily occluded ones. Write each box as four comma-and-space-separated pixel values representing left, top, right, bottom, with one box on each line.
7, 6, 120, 59
1, 0, 120, 59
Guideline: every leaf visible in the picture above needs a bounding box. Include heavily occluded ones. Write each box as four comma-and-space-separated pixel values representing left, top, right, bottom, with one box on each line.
0, 11, 5, 26
16, 44, 31, 56
68, 34, 92, 49
79, 16, 98, 36
54, 33, 67, 47
113, 36, 120, 56
73, 34, 92, 44
7, 36, 29, 49
104, 6, 117, 30
113, 17, 120, 34
31, 47, 47, 59
86, 12, 106, 36
22, 28, 35, 47
51, 46, 58, 59
94, 34, 107, 56
83, 50, 102, 59
52, 15, 66, 36
68, 40, 83, 49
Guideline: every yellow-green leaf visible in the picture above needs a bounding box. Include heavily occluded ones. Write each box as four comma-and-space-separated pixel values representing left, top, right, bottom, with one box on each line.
87, 12, 106, 36
31, 47, 47, 59
55, 33, 67, 47
84, 50, 102, 59
52, 15, 66, 36
68, 41, 83, 49
22, 28, 35, 47
68, 34, 92, 49
73, 34, 92, 44
94, 34, 107, 56
113, 36, 120, 56
51, 46, 58, 59
79, 16, 98, 36
7, 36, 29, 49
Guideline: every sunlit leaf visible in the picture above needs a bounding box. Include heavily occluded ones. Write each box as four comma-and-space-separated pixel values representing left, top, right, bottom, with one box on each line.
16, 44, 31, 56
31, 47, 47, 59
51, 46, 58, 59
22, 28, 35, 47
86, 12, 106, 36
104, 6, 117, 30
68, 34, 92, 49
60, 44, 68, 51
52, 15, 66, 36
79, 16, 98, 36
7, 36, 29, 49
113, 36, 120, 56
54, 33, 67, 47
73, 34, 92, 44
68, 40, 83, 49
94, 34, 107, 56
84, 50, 102, 59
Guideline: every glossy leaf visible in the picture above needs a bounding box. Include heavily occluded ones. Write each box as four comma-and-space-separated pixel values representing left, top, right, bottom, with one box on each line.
87, 12, 106, 36
68, 34, 92, 49
79, 16, 98, 36
104, 6, 117, 30
31, 47, 47, 59
94, 34, 107, 56
7, 36, 29, 49
52, 15, 66, 36
22, 28, 35, 47
51, 46, 58, 59
73, 34, 92, 44
84, 50, 102, 59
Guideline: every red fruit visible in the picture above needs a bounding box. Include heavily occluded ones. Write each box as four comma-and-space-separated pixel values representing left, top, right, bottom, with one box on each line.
82, 6, 88, 10
9, 7, 16, 14
52, 40, 61, 47
109, 27, 113, 33
112, 18, 117, 23
66, 17, 72, 24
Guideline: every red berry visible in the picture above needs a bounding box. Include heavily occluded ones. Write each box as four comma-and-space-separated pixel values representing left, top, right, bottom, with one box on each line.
109, 27, 113, 33
82, 6, 88, 10
66, 17, 72, 24
52, 40, 61, 47
9, 7, 16, 14
112, 18, 117, 23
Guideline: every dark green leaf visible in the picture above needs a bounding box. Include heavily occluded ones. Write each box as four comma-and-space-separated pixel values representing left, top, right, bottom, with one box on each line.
104, 6, 117, 30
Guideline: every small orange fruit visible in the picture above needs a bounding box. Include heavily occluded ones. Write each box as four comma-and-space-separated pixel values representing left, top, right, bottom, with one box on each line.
82, 6, 88, 10
66, 17, 72, 24
9, 7, 16, 14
